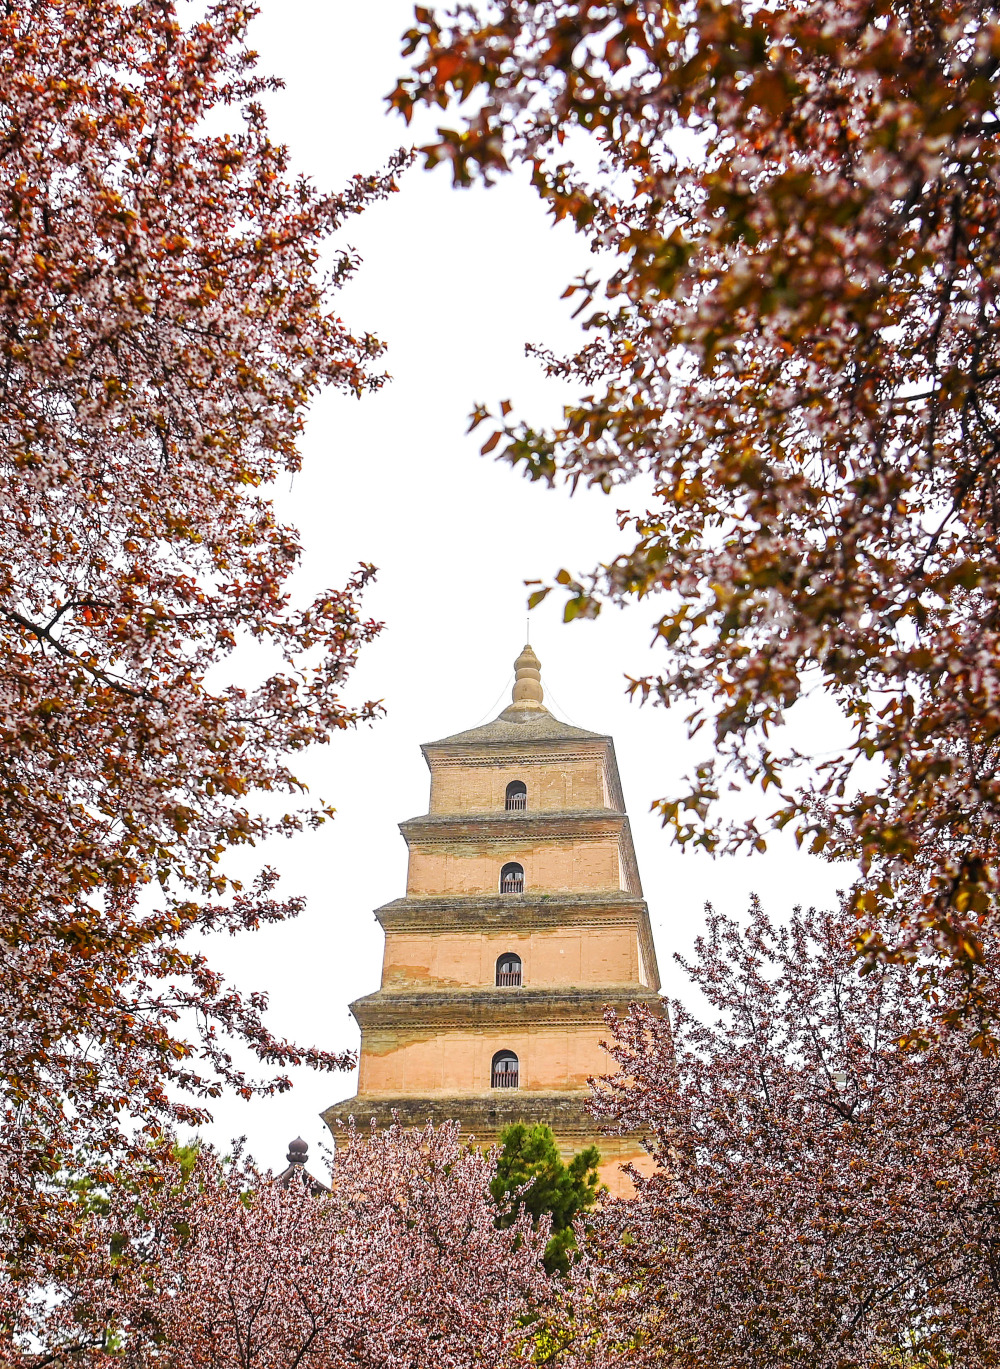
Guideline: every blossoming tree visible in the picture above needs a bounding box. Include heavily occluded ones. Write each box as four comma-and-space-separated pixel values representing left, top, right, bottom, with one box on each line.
5, 1123, 554, 1369
393, 0, 1000, 1015
0, 0, 403, 1259
587, 901, 1000, 1367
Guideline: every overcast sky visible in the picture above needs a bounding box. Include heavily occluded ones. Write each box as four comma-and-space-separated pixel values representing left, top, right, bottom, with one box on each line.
195, 0, 853, 1173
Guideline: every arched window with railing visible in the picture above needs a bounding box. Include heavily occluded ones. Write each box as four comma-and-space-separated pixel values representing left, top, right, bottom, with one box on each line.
500, 862, 524, 894
505, 780, 527, 811
491, 1050, 519, 1089
496, 953, 522, 987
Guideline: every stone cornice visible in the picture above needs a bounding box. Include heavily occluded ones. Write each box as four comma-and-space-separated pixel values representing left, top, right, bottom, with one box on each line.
350, 986, 663, 1030
376, 893, 645, 926
422, 736, 611, 759
374, 894, 660, 993
399, 810, 625, 842
322, 1091, 602, 1139
377, 891, 646, 917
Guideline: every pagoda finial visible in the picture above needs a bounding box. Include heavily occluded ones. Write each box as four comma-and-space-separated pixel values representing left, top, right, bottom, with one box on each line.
509, 643, 545, 712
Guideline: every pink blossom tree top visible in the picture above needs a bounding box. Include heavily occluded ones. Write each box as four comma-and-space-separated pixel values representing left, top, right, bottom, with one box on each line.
586, 899, 1000, 1368
5, 1122, 557, 1369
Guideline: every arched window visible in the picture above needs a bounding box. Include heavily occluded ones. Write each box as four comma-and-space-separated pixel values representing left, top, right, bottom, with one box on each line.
491, 1050, 519, 1089
505, 780, 527, 812
500, 862, 524, 894
496, 953, 522, 987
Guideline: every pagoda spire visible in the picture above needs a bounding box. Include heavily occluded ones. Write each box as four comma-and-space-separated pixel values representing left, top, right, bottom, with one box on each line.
507, 643, 546, 715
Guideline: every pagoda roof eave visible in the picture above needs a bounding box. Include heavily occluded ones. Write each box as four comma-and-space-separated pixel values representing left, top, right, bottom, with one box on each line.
374, 890, 649, 915
349, 985, 664, 1030
422, 711, 610, 752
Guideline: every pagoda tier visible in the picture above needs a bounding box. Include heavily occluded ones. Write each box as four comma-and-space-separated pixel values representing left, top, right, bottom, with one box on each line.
323, 644, 663, 1194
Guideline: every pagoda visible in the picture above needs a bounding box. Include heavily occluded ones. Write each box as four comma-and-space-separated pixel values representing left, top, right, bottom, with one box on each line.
322, 645, 662, 1193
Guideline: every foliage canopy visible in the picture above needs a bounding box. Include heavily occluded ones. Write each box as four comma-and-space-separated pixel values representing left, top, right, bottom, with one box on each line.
0, 0, 401, 1259
587, 900, 1000, 1368
4, 1124, 554, 1369
394, 0, 1000, 1025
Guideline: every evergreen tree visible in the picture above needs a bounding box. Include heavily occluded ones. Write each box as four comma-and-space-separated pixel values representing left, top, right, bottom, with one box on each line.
490, 1123, 601, 1275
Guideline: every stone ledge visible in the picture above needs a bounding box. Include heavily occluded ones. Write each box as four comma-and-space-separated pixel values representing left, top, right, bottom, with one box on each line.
322, 1091, 600, 1139
376, 891, 648, 917
350, 986, 663, 1029
399, 813, 627, 846
373, 899, 651, 934
422, 727, 610, 753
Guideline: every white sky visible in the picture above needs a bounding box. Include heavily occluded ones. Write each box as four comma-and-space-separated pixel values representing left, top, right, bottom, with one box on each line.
195, 0, 853, 1173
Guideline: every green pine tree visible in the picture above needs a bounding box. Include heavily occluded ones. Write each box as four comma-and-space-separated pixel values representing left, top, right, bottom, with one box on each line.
490, 1123, 602, 1275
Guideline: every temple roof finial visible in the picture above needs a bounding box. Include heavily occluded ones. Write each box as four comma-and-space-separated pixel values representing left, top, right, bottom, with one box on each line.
507, 643, 546, 714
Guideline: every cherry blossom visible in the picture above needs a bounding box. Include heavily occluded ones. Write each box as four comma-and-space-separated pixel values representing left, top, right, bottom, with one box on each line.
393, 0, 1000, 1016
0, 0, 404, 1258
586, 900, 1000, 1367
4, 1123, 555, 1369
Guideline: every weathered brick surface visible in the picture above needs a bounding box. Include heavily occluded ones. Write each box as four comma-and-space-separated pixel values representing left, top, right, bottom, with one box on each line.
406, 837, 625, 897
381, 924, 645, 990
374, 894, 660, 992
355, 1023, 615, 1094
428, 753, 611, 814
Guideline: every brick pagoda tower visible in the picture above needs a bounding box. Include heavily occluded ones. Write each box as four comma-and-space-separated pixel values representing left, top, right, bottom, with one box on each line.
322, 645, 662, 1193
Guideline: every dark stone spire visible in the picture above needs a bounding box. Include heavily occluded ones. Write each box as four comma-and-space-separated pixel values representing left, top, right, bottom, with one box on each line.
286, 1136, 308, 1166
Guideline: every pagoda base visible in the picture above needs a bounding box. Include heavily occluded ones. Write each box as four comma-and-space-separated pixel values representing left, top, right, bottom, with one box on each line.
321, 1092, 651, 1197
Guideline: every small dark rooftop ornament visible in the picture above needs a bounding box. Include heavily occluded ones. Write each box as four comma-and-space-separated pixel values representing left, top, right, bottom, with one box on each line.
277, 1135, 329, 1194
